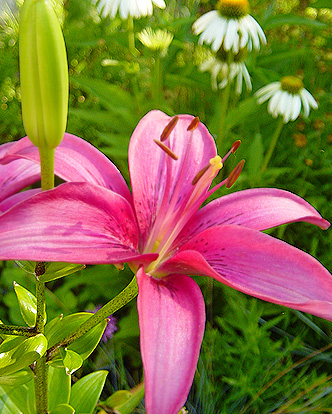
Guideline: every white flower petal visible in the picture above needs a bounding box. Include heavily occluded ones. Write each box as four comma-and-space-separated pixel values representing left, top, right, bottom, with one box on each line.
282, 92, 294, 123
290, 94, 302, 121
192, 11, 219, 35
224, 19, 238, 51
241, 63, 252, 91
301, 88, 318, 110
268, 90, 283, 117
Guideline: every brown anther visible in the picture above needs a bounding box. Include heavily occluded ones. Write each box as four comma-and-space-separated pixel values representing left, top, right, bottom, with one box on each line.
187, 116, 200, 131
231, 140, 241, 153
192, 164, 210, 185
154, 139, 178, 160
226, 159, 245, 188
160, 116, 179, 142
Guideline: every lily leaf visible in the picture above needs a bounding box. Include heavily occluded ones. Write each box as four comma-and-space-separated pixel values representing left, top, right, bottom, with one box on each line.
0, 334, 47, 376
0, 368, 34, 386
39, 262, 85, 282
0, 378, 35, 414
15, 260, 85, 282
46, 312, 107, 361
14, 282, 41, 327
49, 404, 75, 414
104, 383, 145, 414
69, 370, 108, 414
48, 366, 71, 411
63, 349, 83, 375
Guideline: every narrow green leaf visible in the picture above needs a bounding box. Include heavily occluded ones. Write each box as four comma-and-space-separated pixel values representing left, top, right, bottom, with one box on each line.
0, 380, 35, 414
39, 262, 85, 282
0, 334, 48, 376
0, 368, 34, 386
15, 261, 84, 282
104, 383, 145, 414
48, 366, 71, 411
50, 404, 75, 414
225, 98, 258, 132
63, 349, 83, 375
14, 282, 37, 327
264, 14, 327, 29
15, 261, 35, 275
69, 370, 108, 414
46, 312, 107, 360
247, 133, 264, 185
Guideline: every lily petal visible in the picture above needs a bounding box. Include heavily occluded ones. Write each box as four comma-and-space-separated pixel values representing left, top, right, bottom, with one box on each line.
0, 182, 157, 265
0, 159, 40, 203
137, 267, 205, 414
1, 134, 132, 203
0, 189, 40, 213
174, 188, 329, 247
160, 225, 332, 321
129, 110, 216, 245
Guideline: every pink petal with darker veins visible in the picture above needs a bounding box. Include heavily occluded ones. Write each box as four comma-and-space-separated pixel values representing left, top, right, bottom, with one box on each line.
128, 110, 216, 246
137, 267, 205, 414
1, 134, 132, 203
160, 225, 332, 321
0, 182, 157, 265
174, 188, 329, 247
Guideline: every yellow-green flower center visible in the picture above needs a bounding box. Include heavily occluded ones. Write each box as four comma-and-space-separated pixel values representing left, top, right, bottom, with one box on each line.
217, 0, 250, 18
216, 46, 248, 62
281, 76, 304, 94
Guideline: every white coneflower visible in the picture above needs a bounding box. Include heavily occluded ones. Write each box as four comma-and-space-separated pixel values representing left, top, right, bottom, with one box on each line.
94, 0, 166, 19
193, 0, 266, 53
199, 53, 251, 94
137, 27, 173, 54
255, 76, 318, 123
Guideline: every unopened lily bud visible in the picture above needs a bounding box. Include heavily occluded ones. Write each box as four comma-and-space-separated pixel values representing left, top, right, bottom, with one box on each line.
19, 0, 68, 149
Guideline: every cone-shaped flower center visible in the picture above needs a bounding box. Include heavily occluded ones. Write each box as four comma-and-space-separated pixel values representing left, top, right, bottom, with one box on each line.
216, 46, 248, 63
281, 76, 304, 95
217, 0, 250, 18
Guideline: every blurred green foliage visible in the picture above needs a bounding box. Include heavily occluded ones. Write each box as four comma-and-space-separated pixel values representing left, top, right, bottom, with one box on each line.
0, 0, 332, 412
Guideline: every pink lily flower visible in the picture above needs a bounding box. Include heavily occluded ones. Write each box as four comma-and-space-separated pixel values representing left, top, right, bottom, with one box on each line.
0, 110, 331, 414
0, 133, 131, 212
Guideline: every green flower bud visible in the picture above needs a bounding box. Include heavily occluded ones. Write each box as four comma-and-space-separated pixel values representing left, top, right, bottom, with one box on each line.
19, 0, 68, 149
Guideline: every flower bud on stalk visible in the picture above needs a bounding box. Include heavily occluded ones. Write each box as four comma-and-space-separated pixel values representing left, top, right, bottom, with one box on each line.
19, 0, 68, 150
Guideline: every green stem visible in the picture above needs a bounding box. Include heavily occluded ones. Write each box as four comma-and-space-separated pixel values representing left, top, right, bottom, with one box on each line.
127, 16, 136, 55
217, 81, 231, 148
35, 280, 46, 333
216, 52, 233, 150
0, 324, 35, 337
39, 147, 55, 191
47, 275, 138, 361
152, 54, 162, 109
260, 116, 284, 173
34, 149, 54, 413
35, 276, 48, 413
34, 355, 48, 414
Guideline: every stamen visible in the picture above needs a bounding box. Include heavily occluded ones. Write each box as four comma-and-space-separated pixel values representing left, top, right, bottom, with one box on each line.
187, 116, 200, 131
160, 116, 179, 142
226, 159, 245, 188
154, 139, 178, 160
231, 140, 241, 153
192, 155, 223, 185
192, 164, 210, 185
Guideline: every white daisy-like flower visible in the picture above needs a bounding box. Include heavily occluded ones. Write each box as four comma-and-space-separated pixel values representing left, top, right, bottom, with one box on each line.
199, 55, 251, 94
192, 0, 266, 53
255, 76, 318, 123
137, 28, 173, 53
94, 0, 166, 19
